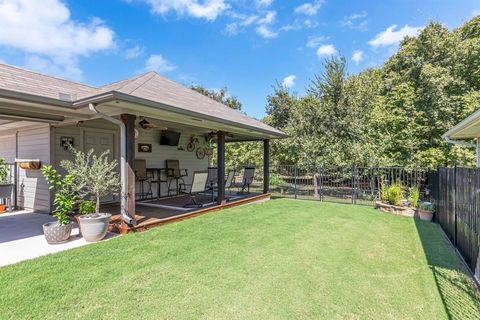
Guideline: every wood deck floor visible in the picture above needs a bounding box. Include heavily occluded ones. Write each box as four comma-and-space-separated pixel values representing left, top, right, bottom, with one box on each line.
103, 192, 270, 234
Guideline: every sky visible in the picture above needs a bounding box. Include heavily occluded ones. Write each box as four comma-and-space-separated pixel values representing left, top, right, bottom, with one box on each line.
0, 0, 478, 119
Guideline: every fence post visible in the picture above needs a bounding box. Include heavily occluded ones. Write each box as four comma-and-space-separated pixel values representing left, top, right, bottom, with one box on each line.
352, 165, 356, 204
294, 165, 298, 199
319, 166, 323, 202
454, 165, 457, 247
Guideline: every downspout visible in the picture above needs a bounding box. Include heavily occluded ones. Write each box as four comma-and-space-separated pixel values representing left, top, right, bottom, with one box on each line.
88, 103, 135, 225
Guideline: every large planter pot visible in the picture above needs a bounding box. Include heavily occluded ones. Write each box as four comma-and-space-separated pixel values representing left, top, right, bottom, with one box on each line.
417, 209, 434, 222
43, 221, 73, 244
78, 213, 111, 242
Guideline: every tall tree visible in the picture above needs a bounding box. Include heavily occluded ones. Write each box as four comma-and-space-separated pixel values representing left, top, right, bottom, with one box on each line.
191, 85, 242, 111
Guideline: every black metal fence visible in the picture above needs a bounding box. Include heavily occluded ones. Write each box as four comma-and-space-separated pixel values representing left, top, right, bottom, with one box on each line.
435, 167, 480, 277
234, 165, 432, 206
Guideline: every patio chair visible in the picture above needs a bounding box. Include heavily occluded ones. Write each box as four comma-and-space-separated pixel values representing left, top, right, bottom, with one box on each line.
205, 167, 218, 201
166, 160, 188, 196
232, 167, 255, 194
134, 159, 153, 200
225, 169, 236, 194
181, 171, 209, 208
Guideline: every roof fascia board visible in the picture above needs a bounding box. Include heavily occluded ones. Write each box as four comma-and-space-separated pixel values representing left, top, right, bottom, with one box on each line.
74, 91, 287, 139
0, 88, 73, 108
442, 108, 480, 139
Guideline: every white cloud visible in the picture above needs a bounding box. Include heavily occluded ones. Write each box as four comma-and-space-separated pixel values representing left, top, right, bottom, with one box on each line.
282, 75, 296, 88
0, 0, 115, 80
316, 44, 337, 57
143, 54, 176, 73
473, 9, 480, 16
258, 11, 276, 25
294, 0, 324, 16
306, 35, 327, 48
351, 50, 363, 64
141, 0, 229, 20
256, 0, 273, 8
124, 45, 144, 59
256, 25, 278, 38
341, 11, 368, 31
369, 24, 422, 47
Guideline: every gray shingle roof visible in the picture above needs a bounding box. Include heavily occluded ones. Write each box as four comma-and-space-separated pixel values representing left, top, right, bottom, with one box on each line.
0, 63, 285, 137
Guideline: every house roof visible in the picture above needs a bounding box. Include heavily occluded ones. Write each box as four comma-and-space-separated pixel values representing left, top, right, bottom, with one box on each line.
443, 108, 480, 140
0, 63, 286, 138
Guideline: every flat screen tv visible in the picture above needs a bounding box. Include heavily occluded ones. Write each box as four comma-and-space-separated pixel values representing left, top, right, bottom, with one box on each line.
160, 130, 181, 146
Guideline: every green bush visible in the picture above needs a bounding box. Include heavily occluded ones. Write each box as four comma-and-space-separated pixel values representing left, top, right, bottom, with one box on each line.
0, 157, 8, 184
409, 186, 420, 208
79, 200, 96, 215
418, 201, 435, 212
270, 174, 286, 186
386, 184, 404, 206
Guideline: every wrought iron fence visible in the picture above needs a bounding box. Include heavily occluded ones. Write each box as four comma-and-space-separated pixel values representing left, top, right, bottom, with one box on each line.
231, 164, 432, 206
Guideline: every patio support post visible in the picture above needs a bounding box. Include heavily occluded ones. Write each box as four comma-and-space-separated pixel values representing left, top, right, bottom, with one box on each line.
121, 114, 136, 225
263, 139, 270, 194
217, 131, 226, 205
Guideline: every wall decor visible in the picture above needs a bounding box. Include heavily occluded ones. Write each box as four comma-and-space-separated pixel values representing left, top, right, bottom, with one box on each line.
138, 143, 152, 153
60, 136, 74, 151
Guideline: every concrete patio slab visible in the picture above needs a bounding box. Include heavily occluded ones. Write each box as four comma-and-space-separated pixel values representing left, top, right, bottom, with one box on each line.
0, 210, 117, 267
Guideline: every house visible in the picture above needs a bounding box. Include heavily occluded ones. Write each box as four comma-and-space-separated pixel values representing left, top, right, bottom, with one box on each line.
0, 63, 286, 230
442, 109, 480, 167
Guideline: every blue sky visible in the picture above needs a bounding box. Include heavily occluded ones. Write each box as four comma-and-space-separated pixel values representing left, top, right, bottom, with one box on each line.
0, 0, 478, 119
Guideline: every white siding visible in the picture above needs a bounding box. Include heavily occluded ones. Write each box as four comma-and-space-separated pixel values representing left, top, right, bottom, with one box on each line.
135, 129, 209, 196
53, 122, 209, 198
0, 134, 16, 162
16, 125, 51, 212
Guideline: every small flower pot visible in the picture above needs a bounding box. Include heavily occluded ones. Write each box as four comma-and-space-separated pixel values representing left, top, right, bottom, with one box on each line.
43, 221, 73, 244
78, 213, 111, 242
0, 204, 6, 213
204, 148, 214, 156
417, 209, 434, 222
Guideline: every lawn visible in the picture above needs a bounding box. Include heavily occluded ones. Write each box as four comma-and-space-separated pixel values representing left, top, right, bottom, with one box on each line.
0, 199, 479, 319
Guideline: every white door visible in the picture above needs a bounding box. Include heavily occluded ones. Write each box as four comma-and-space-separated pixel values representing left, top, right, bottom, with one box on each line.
84, 131, 116, 202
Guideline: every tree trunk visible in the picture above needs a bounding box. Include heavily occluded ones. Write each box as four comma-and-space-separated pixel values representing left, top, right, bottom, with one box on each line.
96, 194, 100, 213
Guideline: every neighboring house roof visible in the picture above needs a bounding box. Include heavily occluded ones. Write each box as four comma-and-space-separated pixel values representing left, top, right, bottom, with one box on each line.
0, 63, 286, 138
443, 109, 480, 141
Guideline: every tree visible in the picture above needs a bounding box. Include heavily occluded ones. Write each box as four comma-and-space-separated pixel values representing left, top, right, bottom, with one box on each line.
191, 85, 242, 110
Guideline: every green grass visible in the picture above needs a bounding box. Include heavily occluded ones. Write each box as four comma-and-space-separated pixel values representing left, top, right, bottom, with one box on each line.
1, 199, 479, 319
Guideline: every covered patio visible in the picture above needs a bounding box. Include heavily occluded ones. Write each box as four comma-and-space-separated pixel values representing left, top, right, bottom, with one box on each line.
0, 65, 286, 233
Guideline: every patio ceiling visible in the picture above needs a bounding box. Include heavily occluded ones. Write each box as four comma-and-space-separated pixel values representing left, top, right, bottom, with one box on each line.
443, 109, 480, 140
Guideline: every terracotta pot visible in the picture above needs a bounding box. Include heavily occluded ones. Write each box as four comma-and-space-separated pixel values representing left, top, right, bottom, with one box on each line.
0, 204, 6, 213
205, 148, 214, 156
417, 209, 434, 222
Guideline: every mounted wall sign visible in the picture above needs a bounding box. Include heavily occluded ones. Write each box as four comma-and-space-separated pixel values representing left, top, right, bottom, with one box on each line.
138, 143, 152, 153
60, 136, 74, 151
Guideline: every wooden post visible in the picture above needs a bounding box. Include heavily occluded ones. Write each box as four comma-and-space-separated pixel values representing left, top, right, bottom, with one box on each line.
263, 139, 270, 194
217, 131, 225, 205
121, 114, 136, 225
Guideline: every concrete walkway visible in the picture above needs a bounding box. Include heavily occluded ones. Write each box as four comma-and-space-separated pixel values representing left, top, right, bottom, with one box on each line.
0, 210, 117, 267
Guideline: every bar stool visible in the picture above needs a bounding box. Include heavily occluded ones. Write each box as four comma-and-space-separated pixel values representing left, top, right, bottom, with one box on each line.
135, 159, 153, 200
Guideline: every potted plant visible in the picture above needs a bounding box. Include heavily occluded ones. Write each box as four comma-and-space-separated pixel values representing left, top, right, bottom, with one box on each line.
204, 137, 215, 156
417, 201, 435, 221
0, 157, 13, 213
61, 148, 120, 242
75, 200, 96, 235
41, 165, 79, 244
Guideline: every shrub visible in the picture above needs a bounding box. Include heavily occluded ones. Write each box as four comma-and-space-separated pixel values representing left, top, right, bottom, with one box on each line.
0, 157, 8, 184
386, 184, 404, 206
79, 200, 96, 215
41, 165, 80, 225
270, 174, 286, 186
409, 186, 420, 208
418, 201, 435, 212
